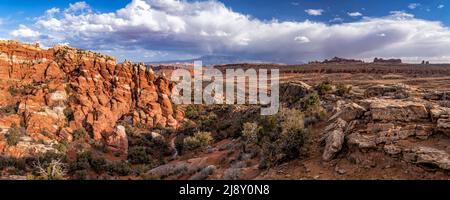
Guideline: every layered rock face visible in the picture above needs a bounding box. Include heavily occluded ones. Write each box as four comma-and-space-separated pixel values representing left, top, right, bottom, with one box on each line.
0, 41, 181, 157
319, 81, 450, 172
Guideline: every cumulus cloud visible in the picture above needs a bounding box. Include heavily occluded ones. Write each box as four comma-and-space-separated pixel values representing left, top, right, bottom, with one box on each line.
438, 4, 445, 9
348, 12, 362, 17
45, 8, 60, 16
10, 25, 40, 38
305, 9, 324, 16
9, 0, 450, 63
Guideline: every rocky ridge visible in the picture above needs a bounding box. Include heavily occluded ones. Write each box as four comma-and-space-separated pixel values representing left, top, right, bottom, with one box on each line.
0, 41, 182, 157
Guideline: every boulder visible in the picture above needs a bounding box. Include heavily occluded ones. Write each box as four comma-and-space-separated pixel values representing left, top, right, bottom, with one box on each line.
347, 133, 377, 150
436, 118, 450, 136
280, 81, 312, 106
403, 147, 450, 170
322, 129, 345, 161
105, 125, 128, 154
367, 99, 429, 122
329, 102, 366, 122
321, 118, 347, 161
364, 84, 410, 99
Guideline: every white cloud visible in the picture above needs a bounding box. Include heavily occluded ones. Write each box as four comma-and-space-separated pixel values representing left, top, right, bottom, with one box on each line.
348, 12, 363, 17
65, 1, 91, 13
46, 8, 60, 16
408, 3, 420, 9
294, 36, 310, 43
10, 0, 450, 63
291, 2, 300, 6
438, 5, 445, 9
329, 17, 343, 23
305, 9, 324, 16
10, 25, 40, 38
389, 11, 414, 19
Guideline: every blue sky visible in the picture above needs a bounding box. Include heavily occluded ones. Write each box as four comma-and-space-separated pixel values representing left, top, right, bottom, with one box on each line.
1, 0, 450, 63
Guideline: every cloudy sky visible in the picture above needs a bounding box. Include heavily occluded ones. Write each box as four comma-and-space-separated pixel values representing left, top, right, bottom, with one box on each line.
1, 0, 450, 63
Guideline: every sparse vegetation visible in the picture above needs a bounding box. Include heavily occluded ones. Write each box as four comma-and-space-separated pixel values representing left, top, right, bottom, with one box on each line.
0, 103, 18, 116
183, 132, 213, 150
63, 107, 75, 121
34, 159, 67, 180
335, 84, 352, 96
315, 80, 333, 95
8, 84, 36, 96
73, 127, 87, 140
5, 123, 25, 146
127, 147, 150, 164
256, 108, 310, 168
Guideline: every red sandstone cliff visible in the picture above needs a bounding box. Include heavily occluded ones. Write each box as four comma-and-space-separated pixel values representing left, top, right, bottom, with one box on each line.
0, 40, 183, 157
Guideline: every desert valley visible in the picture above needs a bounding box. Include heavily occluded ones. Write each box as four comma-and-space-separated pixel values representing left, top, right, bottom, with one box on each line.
0, 40, 448, 180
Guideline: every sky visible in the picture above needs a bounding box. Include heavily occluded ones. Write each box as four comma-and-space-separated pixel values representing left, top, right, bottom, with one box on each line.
1, 0, 450, 63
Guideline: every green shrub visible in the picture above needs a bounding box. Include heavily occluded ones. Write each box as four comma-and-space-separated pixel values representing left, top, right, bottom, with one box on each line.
106, 161, 132, 176
335, 84, 352, 96
241, 122, 259, 143
315, 80, 333, 95
6, 123, 25, 146
127, 147, 150, 164
70, 151, 92, 172
0, 104, 18, 116
63, 107, 75, 122
185, 105, 200, 119
8, 84, 35, 96
183, 132, 213, 150
65, 84, 71, 96
257, 108, 310, 167
34, 159, 67, 180
90, 154, 107, 173
303, 92, 320, 109
73, 127, 87, 140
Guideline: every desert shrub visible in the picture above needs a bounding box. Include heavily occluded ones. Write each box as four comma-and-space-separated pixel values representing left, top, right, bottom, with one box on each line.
34, 159, 67, 180
127, 147, 150, 164
242, 122, 259, 141
106, 161, 132, 176
90, 156, 107, 173
69, 151, 107, 176
53, 142, 67, 153
198, 113, 217, 131
315, 80, 333, 95
73, 127, 87, 140
183, 132, 213, 150
223, 168, 241, 180
302, 92, 321, 111
63, 107, 75, 122
72, 169, 89, 180
6, 123, 25, 146
0, 104, 18, 116
189, 165, 216, 180
70, 151, 92, 172
8, 84, 36, 96
185, 105, 201, 119
256, 108, 310, 167
335, 84, 352, 96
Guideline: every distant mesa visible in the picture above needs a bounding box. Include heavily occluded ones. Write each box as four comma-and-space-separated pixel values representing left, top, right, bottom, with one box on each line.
373, 57, 402, 64
309, 57, 364, 64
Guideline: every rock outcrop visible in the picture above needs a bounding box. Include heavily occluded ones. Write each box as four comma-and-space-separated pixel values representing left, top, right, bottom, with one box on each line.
0, 40, 182, 157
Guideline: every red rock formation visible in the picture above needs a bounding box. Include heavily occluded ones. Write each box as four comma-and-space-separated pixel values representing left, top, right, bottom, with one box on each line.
0, 40, 182, 156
